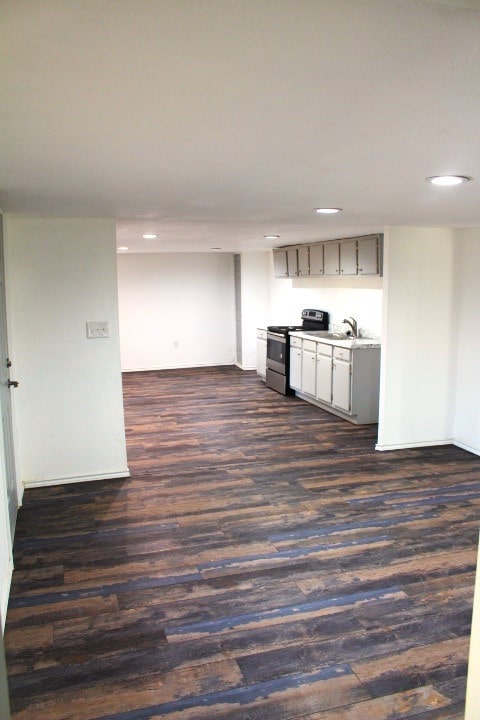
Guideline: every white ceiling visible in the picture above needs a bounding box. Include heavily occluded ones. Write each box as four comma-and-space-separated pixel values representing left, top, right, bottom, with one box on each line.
1, 0, 480, 253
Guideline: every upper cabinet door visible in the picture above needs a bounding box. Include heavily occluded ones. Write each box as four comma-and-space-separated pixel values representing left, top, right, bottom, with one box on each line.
297, 245, 309, 276
357, 236, 379, 275
309, 244, 324, 275
287, 248, 298, 277
273, 249, 288, 278
324, 241, 340, 275
340, 240, 358, 275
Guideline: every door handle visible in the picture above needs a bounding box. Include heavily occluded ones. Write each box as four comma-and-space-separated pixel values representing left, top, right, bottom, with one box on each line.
7, 380, 19, 388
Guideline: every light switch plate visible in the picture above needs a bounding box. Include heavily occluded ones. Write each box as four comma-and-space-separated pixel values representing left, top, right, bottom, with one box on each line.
86, 321, 110, 339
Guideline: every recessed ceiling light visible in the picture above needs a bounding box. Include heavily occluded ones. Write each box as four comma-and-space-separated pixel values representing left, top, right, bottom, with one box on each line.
142, 233, 158, 239
426, 175, 472, 186
117, 246, 129, 252
315, 208, 342, 214
264, 234, 280, 240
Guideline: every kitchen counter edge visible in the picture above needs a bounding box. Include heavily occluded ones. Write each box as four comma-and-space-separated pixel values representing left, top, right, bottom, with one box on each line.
289, 331, 381, 349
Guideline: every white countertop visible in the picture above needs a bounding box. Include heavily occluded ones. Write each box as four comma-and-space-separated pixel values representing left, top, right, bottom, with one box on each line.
290, 330, 381, 349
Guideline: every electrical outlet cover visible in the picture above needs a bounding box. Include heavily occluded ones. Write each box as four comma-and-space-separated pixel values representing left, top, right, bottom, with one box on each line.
86, 321, 110, 339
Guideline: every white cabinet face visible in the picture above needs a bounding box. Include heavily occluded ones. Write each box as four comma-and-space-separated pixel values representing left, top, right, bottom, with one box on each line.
287, 248, 298, 277
301, 350, 316, 396
297, 246, 309, 276
316, 353, 332, 403
309, 244, 324, 275
358, 236, 379, 275
273, 250, 288, 278
290, 348, 302, 391
340, 240, 358, 276
256, 338, 267, 377
332, 359, 351, 412
323, 242, 340, 275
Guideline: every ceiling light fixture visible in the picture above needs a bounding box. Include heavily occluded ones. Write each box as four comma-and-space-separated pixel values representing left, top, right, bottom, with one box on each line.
117, 246, 129, 252
315, 208, 342, 214
142, 233, 158, 239
426, 175, 472, 186
264, 234, 280, 240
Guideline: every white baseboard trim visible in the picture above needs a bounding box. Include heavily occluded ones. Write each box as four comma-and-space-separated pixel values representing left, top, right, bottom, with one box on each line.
1, 559, 13, 629
375, 438, 454, 452
234, 362, 257, 371
454, 440, 480, 457
122, 362, 235, 373
23, 469, 130, 489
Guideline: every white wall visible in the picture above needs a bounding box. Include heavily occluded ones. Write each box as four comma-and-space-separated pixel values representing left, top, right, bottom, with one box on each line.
117, 252, 236, 371
376, 227, 457, 450
453, 229, 480, 455
239, 252, 270, 369
5, 217, 129, 487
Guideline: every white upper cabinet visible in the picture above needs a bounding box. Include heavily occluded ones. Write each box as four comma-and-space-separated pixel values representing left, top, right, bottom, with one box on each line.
287, 248, 298, 277
309, 243, 324, 275
339, 240, 357, 276
273, 234, 383, 278
323, 241, 340, 275
273, 249, 288, 278
297, 245, 310, 276
357, 235, 380, 275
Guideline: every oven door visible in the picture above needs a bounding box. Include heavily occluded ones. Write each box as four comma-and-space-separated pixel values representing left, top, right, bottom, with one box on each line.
266, 332, 287, 375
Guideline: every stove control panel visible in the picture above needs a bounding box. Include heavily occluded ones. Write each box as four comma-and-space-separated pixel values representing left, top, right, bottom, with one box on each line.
301, 309, 328, 322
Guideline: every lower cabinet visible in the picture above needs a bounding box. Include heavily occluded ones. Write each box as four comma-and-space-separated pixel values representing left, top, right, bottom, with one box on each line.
332, 357, 351, 411
301, 341, 317, 396
289, 338, 302, 391
256, 329, 267, 380
315, 344, 333, 403
290, 334, 381, 424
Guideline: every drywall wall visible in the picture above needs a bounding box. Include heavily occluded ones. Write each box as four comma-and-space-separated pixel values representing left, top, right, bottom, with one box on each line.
239, 252, 270, 369
5, 217, 129, 486
117, 252, 236, 371
453, 228, 480, 456
376, 227, 457, 450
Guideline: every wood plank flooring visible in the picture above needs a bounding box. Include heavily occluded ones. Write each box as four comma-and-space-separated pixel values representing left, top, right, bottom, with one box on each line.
5, 365, 480, 719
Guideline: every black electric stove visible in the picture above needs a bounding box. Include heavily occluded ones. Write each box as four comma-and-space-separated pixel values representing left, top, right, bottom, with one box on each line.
266, 309, 329, 395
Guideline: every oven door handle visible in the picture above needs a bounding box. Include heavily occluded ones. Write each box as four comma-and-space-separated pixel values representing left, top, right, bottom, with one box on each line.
267, 331, 287, 341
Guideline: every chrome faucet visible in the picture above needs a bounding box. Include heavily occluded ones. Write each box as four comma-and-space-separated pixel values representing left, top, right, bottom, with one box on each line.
342, 317, 358, 337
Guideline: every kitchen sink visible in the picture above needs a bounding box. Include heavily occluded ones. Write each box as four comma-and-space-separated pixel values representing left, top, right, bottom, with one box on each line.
299, 330, 377, 342
302, 331, 351, 339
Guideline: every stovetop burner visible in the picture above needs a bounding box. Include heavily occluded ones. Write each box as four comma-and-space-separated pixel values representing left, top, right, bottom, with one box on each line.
267, 325, 303, 334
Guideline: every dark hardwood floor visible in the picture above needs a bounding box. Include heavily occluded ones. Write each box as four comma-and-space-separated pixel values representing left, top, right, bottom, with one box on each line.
5, 365, 479, 719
